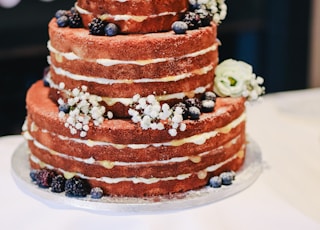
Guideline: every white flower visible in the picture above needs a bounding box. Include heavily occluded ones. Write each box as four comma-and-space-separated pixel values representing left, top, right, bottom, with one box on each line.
214, 59, 265, 101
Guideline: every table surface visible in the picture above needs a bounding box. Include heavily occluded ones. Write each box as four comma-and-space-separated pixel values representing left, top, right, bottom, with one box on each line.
1, 88, 320, 230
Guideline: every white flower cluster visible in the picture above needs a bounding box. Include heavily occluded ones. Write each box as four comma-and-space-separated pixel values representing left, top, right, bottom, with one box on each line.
128, 94, 187, 137
214, 59, 265, 101
58, 84, 112, 137
189, 0, 227, 24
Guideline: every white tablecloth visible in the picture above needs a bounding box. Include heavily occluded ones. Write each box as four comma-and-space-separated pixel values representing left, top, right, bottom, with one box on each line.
1, 88, 320, 230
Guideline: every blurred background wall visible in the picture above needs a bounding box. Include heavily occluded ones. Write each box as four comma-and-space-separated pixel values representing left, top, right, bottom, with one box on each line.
0, 0, 315, 136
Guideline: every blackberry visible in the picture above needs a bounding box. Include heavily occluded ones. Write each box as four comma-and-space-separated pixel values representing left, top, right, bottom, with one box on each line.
104, 23, 119, 36
188, 106, 201, 120
51, 175, 66, 193
56, 15, 69, 27
35, 169, 56, 188
195, 8, 213, 27
69, 12, 83, 28
183, 11, 201, 30
201, 99, 215, 113
184, 98, 201, 109
171, 21, 188, 34
88, 18, 105, 36
202, 91, 217, 102
65, 177, 90, 197
90, 187, 104, 199
172, 102, 188, 120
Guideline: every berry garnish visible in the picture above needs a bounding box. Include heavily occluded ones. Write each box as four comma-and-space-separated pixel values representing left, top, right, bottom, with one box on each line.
188, 106, 201, 120
58, 103, 70, 113
195, 8, 213, 27
201, 99, 215, 113
183, 11, 201, 30
65, 177, 90, 197
51, 175, 66, 193
55, 10, 69, 19
184, 98, 201, 109
56, 15, 69, 27
105, 23, 119, 36
42, 66, 50, 87
88, 18, 105, 36
202, 91, 217, 102
90, 187, 104, 199
35, 169, 56, 188
29, 169, 39, 182
220, 171, 234, 185
172, 21, 188, 34
209, 176, 222, 188
172, 102, 188, 120
69, 12, 83, 28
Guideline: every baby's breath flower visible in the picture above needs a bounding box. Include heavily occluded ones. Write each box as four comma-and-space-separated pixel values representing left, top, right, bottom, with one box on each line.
57, 84, 113, 137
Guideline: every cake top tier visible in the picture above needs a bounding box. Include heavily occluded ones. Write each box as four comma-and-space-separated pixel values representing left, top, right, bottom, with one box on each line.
76, 0, 189, 33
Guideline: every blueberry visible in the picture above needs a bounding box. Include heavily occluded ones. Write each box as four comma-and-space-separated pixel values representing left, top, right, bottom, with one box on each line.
51, 175, 66, 193
202, 91, 217, 102
56, 15, 69, 27
220, 172, 234, 186
55, 9, 69, 19
90, 187, 104, 199
65, 177, 90, 197
58, 103, 70, 113
105, 23, 119, 36
209, 176, 222, 188
172, 21, 188, 34
30, 169, 39, 182
188, 106, 201, 120
201, 99, 215, 113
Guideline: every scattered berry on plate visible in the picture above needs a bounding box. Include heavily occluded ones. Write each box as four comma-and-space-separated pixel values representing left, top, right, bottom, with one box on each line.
220, 171, 234, 185
65, 177, 90, 197
90, 187, 104, 199
51, 175, 66, 193
35, 169, 56, 188
209, 176, 222, 188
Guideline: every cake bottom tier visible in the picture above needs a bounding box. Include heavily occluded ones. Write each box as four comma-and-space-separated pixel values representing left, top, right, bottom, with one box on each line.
24, 81, 246, 197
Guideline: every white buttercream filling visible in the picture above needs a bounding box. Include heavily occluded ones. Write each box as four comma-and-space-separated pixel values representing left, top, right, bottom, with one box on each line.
25, 112, 245, 150
29, 146, 244, 184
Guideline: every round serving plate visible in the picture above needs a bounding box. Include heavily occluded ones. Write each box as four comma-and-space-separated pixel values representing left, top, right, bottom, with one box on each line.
11, 137, 262, 215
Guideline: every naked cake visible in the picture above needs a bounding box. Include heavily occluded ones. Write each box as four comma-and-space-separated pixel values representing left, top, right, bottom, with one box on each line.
22, 0, 265, 198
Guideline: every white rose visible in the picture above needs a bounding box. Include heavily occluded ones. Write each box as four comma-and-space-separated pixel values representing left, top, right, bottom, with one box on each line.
214, 59, 254, 98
